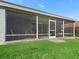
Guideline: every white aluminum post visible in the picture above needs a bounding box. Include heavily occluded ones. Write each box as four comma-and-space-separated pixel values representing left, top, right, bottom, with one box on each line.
63, 20, 64, 38
36, 16, 38, 39
73, 22, 75, 38
48, 19, 50, 39
55, 20, 56, 38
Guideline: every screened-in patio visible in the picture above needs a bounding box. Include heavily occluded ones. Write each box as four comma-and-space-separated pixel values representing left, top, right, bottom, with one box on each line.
5, 10, 75, 41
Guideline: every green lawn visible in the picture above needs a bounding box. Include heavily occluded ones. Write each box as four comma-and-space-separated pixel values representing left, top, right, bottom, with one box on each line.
0, 39, 79, 59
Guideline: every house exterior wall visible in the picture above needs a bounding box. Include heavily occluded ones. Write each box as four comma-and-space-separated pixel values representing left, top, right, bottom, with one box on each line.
0, 8, 6, 44
75, 22, 79, 37
75, 27, 79, 37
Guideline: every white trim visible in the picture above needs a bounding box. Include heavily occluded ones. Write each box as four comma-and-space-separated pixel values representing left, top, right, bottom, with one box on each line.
63, 20, 64, 38
36, 16, 38, 39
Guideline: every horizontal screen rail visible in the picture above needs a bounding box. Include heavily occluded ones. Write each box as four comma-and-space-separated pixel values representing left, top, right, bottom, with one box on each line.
6, 34, 48, 36
6, 34, 36, 36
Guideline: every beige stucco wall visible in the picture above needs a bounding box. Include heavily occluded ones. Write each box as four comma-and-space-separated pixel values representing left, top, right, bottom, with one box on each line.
0, 8, 6, 44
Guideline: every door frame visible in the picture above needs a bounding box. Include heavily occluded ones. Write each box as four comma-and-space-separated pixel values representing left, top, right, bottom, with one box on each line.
49, 19, 56, 39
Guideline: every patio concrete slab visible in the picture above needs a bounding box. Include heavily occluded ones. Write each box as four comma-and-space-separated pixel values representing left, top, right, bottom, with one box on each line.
49, 39, 66, 43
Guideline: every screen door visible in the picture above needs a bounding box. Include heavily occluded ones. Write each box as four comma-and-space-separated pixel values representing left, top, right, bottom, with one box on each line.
49, 20, 56, 39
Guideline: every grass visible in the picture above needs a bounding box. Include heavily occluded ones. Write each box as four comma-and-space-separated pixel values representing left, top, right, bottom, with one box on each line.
0, 39, 79, 59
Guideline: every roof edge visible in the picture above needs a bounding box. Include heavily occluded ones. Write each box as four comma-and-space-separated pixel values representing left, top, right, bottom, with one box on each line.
0, 1, 76, 21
